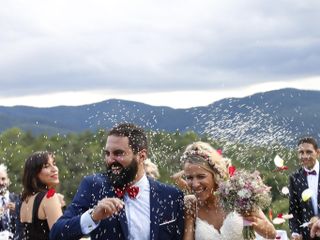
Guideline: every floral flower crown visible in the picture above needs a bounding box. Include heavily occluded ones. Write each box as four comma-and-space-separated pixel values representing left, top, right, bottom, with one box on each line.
181, 148, 226, 179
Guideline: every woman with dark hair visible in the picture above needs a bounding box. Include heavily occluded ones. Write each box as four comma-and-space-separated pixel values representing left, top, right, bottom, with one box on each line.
19, 151, 63, 240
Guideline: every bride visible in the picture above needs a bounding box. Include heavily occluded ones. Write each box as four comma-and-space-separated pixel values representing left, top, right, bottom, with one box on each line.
180, 142, 276, 240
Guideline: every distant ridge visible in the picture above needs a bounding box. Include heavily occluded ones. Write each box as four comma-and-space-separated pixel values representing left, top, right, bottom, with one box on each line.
1, 88, 319, 147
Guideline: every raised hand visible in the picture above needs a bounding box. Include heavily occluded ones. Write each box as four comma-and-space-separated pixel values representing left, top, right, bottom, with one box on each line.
6, 202, 15, 211
310, 219, 320, 238
291, 234, 302, 240
242, 208, 276, 239
171, 170, 191, 193
91, 197, 124, 222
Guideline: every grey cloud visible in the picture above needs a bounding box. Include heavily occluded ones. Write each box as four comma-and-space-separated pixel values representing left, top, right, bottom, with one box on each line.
0, 0, 320, 97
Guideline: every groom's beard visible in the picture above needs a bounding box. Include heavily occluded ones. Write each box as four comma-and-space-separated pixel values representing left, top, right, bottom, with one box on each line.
106, 157, 138, 188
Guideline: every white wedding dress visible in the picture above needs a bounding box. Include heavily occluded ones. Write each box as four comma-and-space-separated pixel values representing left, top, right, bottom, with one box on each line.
195, 211, 244, 240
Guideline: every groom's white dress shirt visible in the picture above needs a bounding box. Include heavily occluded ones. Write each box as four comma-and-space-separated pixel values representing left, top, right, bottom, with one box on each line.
81, 174, 150, 240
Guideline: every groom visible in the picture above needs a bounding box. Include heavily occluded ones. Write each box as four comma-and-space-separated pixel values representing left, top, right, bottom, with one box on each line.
289, 137, 320, 240
50, 123, 184, 240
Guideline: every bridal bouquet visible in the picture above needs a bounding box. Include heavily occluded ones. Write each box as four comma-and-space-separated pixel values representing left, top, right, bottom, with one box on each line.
216, 169, 272, 240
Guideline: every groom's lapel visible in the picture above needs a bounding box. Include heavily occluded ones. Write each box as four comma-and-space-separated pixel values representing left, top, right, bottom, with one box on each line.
299, 169, 315, 216
118, 208, 129, 239
299, 168, 309, 190
149, 178, 161, 240
317, 164, 320, 214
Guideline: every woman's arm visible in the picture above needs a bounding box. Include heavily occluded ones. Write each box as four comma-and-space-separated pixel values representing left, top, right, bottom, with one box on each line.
243, 208, 276, 239
42, 193, 63, 229
183, 195, 196, 240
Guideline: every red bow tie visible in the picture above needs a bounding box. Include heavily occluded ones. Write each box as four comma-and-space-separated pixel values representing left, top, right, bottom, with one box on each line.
115, 186, 139, 199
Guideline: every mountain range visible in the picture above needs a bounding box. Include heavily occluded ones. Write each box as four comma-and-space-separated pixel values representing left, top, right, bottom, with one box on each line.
1, 88, 319, 147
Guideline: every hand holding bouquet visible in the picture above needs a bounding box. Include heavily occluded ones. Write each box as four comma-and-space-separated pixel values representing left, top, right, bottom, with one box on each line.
216, 169, 272, 240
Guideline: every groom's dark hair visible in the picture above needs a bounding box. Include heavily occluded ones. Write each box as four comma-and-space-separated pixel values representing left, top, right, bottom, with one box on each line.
108, 123, 148, 154
298, 137, 318, 150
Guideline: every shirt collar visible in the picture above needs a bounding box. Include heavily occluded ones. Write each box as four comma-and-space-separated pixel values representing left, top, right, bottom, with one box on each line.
304, 160, 319, 175
126, 174, 149, 199
133, 174, 148, 190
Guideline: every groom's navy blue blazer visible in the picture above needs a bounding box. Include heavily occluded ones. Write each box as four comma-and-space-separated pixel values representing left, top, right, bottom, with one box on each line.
289, 167, 320, 240
50, 173, 184, 240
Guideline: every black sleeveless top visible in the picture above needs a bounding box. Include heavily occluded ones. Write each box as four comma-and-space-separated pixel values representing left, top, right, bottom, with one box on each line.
23, 191, 50, 240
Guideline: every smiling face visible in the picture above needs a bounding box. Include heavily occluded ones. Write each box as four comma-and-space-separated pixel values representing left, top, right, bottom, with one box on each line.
298, 142, 319, 170
37, 155, 59, 189
184, 163, 217, 202
104, 135, 145, 188
0, 169, 9, 195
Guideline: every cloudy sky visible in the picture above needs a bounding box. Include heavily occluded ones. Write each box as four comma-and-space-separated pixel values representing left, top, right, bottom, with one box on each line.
1, 0, 320, 108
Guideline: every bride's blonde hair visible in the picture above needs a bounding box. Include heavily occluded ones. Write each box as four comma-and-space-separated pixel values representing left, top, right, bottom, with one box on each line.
181, 141, 228, 184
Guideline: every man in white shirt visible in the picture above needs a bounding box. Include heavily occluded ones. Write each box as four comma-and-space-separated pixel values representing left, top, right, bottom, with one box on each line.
0, 164, 20, 239
50, 123, 184, 240
289, 137, 320, 240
